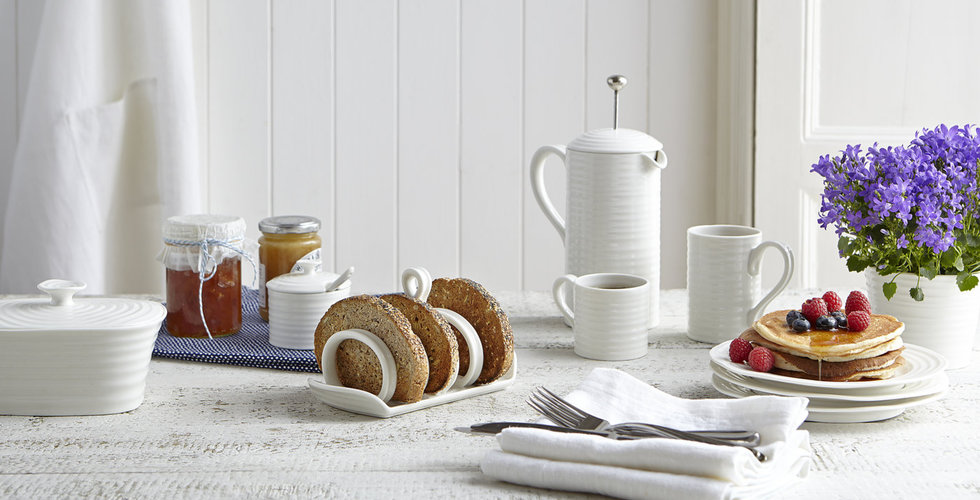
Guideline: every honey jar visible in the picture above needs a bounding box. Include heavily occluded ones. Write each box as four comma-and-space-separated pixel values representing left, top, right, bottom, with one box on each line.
160, 214, 246, 338
258, 215, 322, 321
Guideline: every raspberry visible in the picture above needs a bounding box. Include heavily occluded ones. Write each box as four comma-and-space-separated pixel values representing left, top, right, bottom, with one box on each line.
801, 298, 828, 323
747, 347, 775, 372
845, 291, 872, 315
822, 291, 843, 312
847, 310, 871, 332
729, 338, 753, 364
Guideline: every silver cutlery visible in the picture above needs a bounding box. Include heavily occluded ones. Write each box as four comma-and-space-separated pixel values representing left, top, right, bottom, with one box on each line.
458, 422, 642, 439
528, 386, 767, 462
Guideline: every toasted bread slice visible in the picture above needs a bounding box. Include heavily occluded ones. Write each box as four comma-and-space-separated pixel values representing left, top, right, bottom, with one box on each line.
380, 293, 459, 393
314, 295, 428, 403
427, 278, 514, 384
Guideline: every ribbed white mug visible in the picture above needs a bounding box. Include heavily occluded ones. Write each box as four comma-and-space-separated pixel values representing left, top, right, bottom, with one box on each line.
553, 273, 650, 361
686, 225, 794, 344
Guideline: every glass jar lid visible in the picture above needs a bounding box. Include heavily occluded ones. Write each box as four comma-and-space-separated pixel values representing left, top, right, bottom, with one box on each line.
259, 215, 321, 234
0, 280, 166, 331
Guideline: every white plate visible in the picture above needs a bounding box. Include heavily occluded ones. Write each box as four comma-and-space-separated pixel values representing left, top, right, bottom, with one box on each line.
308, 362, 516, 418
711, 375, 947, 423
710, 362, 950, 402
709, 341, 946, 390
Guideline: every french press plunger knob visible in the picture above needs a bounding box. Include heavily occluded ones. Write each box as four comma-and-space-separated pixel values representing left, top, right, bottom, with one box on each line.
606, 74, 628, 130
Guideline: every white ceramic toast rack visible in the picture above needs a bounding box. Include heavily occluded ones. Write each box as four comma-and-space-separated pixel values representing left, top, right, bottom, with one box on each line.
308, 267, 516, 418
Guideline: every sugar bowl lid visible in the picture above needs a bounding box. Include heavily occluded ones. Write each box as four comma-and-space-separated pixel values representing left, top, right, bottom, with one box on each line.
0, 280, 167, 331
566, 75, 664, 154
266, 261, 352, 294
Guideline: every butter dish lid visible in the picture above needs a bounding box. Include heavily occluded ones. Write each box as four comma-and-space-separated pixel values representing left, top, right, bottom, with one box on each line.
566, 128, 663, 154
266, 261, 350, 294
0, 280, 167, 331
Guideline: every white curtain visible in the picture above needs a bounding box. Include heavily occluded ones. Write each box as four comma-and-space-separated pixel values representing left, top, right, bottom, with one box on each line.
0, 0, 201, 294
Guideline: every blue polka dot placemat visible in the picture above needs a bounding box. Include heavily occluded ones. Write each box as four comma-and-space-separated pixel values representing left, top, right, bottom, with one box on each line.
153, 287, 320, 373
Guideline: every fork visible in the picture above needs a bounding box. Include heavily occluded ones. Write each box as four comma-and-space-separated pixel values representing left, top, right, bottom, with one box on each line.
528, 387, 767, 462
528, 387, 760, 443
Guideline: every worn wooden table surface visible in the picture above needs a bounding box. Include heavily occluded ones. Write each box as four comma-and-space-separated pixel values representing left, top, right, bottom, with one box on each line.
1, 289, 977, 499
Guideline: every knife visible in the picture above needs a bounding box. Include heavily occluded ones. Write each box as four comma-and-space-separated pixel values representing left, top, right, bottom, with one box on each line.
457, 421, 641, 439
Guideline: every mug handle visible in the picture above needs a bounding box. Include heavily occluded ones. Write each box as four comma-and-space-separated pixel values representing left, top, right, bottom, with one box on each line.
530, 145, 568, 243
552, 274, 577, 325
745, 241, 794, 325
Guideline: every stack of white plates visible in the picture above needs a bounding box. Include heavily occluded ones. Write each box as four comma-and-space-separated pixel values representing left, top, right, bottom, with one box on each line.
709, 341, 949, 423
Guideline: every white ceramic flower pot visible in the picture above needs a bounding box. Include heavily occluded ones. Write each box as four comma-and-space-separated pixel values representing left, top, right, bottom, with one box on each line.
865, 270, 979, 369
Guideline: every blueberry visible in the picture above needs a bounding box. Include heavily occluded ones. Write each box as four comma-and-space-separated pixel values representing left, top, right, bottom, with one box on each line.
837, 316, 848, 329
791, 318, 810, 332
830, 310, 847, 322
815, 315, 837, 330
786, 310, 804, 326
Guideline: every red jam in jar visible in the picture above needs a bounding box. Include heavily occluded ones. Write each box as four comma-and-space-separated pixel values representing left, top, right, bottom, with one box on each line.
161, 214, 247, 338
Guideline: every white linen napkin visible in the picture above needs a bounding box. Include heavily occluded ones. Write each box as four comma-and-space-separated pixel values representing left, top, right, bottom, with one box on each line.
480, 367, 811, 500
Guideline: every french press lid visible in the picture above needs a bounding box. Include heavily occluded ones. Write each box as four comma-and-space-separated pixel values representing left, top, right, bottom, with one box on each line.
566, 75, 664, 154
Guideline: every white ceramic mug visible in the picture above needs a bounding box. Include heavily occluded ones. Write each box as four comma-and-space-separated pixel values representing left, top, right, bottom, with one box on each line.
686, 225, 794, 344
553, 273, 650, 361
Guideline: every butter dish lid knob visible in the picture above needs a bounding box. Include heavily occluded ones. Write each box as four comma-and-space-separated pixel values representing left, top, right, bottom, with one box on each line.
37, 279, 86, 307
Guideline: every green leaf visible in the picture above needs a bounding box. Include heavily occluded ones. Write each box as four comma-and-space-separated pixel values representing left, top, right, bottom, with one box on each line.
963, 233, 980, 247
920, 258, 939, 280
909, 287, 925, 301
882, 282, 897, 300
846, 255, 868, 273
837, 237, 851, 254
954, 256, 965, 272
958, 274, 979, 292
941, 249, 957, 268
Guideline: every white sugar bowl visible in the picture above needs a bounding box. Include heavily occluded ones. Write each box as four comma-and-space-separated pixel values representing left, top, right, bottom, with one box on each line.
266, 261, 352, 349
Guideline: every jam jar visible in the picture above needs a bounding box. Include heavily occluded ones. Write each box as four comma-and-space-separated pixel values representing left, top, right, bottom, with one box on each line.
257, 215, 322, 321
161, 214, 246, 338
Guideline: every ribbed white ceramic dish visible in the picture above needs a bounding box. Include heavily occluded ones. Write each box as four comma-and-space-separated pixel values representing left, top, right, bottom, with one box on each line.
0, 280, 166, 416
866, 271, 979, 369
709, 341, 947, 390
686, 225, 793, 344
710, 362, 949, 403
711, 375, 947, 423
266, 262, 351, 349
553, 273, 650, 361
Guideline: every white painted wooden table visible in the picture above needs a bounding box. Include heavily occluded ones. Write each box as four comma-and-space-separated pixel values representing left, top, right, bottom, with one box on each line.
1, 289, 978, 499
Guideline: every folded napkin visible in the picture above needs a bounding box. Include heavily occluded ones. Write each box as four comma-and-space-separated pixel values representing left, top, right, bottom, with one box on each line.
152, 288, 320, 373
480, 368, 811, 500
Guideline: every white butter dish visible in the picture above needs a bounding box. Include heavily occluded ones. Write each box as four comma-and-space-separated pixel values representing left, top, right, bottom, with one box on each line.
0, 279, 166, 416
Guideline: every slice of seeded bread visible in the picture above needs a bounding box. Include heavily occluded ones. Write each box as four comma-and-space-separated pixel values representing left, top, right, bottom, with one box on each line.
380, 293, 459, 393
427, 278, 514, 384
314, 295, 428, 403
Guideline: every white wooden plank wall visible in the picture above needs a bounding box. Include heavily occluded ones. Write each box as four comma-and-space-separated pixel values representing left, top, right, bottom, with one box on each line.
0, 0, 721, 294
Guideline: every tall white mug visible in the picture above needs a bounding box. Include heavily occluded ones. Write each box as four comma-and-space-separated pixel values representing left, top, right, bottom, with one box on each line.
553, 273, 650, 361
686, 225, 794, 344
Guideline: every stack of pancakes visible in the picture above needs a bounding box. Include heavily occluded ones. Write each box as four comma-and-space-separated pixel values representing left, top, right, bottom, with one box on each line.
740, 310, 905, 381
